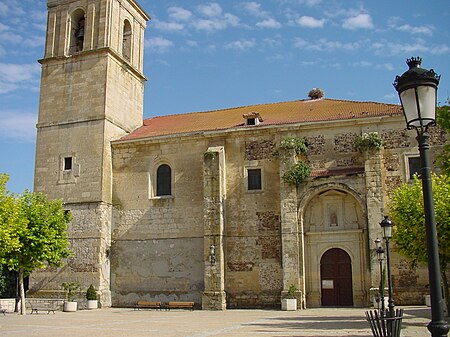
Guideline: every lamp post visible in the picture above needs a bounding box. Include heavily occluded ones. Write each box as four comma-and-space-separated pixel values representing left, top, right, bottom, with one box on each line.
380, 216, 395, 319
393, 57, 449, 337
375, 238, 385, 315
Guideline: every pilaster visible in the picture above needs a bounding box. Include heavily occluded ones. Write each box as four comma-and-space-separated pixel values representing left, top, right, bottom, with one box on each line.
279, 148, 304, 309
364, 149, 385, 289
202, 147, 226, 310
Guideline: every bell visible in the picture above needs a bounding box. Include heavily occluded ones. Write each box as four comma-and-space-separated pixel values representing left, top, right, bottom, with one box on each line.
75, 27, 84, 39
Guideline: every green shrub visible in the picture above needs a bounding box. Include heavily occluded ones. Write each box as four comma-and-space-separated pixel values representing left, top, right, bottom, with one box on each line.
282, 160, 311, 186
279, 137, 308, 156
86, 284, 97, 301
285, 284, 297, 299
353, 132, 383, 152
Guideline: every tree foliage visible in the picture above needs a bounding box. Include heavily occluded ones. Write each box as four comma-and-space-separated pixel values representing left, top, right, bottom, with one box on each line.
436, 103, 450, 175
389, 173, 450, 312
0, 173, 73, 314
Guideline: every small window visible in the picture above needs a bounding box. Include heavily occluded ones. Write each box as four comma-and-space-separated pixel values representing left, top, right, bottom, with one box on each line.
122, 20, 132, 62
64, 157, 73, 171
68, 9, 86, 54
408, 157, 421, 180
248, 168, 262, 190
156, 164, 171, 196
243, 112, 262, 126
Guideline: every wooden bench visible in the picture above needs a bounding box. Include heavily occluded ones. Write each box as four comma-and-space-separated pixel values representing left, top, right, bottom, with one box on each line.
134, 301, 162, 310
165, 301, 195, 311
27, 299, 63, 314
0, 298, 15, 315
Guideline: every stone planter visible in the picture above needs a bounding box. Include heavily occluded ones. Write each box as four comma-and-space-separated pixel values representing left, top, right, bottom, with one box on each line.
87, 300, 98, 310
63, 301, 77, 312
281, 298, 297, 311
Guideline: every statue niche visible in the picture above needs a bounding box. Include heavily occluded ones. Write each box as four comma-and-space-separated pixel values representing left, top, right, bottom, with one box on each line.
303, 189, 362, 232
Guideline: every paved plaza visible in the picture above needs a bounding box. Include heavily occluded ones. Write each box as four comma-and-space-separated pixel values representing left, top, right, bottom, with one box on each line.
0, 306, 441, 337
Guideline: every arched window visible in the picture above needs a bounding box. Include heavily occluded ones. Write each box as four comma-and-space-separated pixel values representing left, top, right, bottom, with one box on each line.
156, 164, 171, 196
122, 20, 132, 62
68, 9, 85, 54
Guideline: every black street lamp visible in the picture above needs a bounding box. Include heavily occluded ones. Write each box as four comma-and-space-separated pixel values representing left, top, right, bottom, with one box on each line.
375, 238, 385, 314
393, 57, 449, 337
380, 216, 395, 319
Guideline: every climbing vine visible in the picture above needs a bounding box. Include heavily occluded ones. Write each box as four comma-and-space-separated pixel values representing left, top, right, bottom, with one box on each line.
282, 160, 312, 186
353, 132, 383, 152
279, 137, 308, 156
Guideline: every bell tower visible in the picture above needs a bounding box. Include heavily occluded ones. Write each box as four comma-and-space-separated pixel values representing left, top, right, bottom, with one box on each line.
32, 0, 149, 306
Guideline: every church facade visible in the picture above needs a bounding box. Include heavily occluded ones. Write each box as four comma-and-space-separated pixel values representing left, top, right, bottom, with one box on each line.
31, 0, 445, 310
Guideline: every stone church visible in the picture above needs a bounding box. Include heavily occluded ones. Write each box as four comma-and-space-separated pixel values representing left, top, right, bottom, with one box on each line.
31, 0, 446, 309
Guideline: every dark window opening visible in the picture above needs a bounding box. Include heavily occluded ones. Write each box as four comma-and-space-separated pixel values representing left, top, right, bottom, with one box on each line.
122, 20, 132, 61
156, 164, 171, 196
246, 118, 256, 126
75, 17, 85, 52
408, 157, 421, 180
248, 169, 262, 190
64, 157, 73, 171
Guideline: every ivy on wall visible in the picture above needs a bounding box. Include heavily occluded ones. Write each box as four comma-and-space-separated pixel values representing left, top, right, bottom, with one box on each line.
353, 132, 383, 152
279, 137, 311, 186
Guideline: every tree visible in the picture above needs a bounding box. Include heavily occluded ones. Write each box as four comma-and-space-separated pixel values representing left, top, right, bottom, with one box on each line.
389, 173, 450, 313
436, 102, 450, 175
0, 174, 72, 315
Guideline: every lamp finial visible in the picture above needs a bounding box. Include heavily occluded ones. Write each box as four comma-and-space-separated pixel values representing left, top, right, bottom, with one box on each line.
406, 57, 422, 69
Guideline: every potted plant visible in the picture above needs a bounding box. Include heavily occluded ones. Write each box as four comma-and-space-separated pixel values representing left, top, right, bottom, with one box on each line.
86, 284, 98, 309
62, 281, 80, 312
281, 284, 297, 311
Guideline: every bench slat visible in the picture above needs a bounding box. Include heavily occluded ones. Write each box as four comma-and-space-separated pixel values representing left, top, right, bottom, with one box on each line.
134, 301, 162, 310
166, 301, 194, 310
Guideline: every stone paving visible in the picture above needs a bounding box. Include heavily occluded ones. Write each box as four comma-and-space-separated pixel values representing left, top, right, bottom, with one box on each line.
0, 306, 442, 337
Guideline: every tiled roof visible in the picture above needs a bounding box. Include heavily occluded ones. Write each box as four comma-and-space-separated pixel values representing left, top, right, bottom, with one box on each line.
119, 98, 402, 141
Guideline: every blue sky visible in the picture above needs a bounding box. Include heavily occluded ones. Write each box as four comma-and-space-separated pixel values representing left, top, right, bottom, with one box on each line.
0, 0, 449, 194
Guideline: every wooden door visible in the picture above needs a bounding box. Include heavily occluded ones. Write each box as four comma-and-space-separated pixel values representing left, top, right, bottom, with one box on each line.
320, 248, 353, 306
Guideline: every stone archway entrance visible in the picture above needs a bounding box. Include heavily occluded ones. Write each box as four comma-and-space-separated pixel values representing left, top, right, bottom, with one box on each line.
301, 187, 369, 307
320, 248, 353, 306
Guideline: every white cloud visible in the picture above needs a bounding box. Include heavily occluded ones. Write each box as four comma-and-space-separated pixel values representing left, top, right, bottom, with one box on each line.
0, 111, 37, 142
186, 40, 199, 48
256, 18, 282, 29
429, 44, 450, 55
155, 20, 185, 32
0, 2, 8, 15
372, 39, 450, 56
0, 63, 40, 84
353, 61, 394, 71
263, 37, 283, 48
0, 22, 8, 32
2, 31, 23, 44
297, 16, 325, 28
225, 39, 256, 51
342, 14, 373, 30
168, 6, 192, 22
294, 38, 359, 51
242, 2, 267, 17
145, 37, 174, 53
197, 3, 223, 17
397, 24, 433, 36
372, 39, 427, 56
303, 0, 322, 6
0, 82, 17, 94
192, 13, 240, 33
